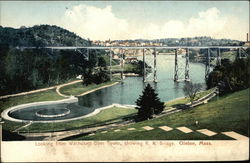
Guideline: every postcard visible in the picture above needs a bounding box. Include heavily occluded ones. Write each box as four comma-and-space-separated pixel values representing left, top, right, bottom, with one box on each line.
0, 0, 249, 162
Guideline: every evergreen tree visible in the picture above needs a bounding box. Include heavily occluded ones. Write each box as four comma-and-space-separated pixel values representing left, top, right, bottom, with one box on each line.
135, 84, 164, 121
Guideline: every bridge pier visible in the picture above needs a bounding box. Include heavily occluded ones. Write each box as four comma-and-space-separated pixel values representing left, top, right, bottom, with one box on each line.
143, 48, 146, 82
236, 47, 249, 59
120, 48, 124, 81
237, 47, 242, 59
86, 48, 89, 61
174, 48, 178, 81
185, 48, 190, 81
109, 49, 112, 81
205, 48, 211, 80
153, 48, 157, 83
217, 48, 221, 66
174, 48, 190, 82
142, 48, 157, 83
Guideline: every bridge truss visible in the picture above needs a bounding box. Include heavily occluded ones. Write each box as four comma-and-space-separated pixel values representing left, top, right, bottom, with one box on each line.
18, 46, 249, 83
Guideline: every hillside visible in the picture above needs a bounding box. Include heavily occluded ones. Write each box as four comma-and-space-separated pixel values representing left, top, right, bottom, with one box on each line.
0, 25, 90, 47
75, 88, 249, 140
113, 36, 244, 46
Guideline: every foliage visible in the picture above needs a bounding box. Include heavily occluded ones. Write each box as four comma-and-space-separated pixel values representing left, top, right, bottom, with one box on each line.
0, 25, 112, 95
112, 60, 151, 76
0, 25, 89, 47
206, 56, 250, 95
0, 45, 107, 95
182, 82, 203, 104
0, 48, 76, 95
131, 60, 151, 76
135, 84, 164, 121
82, 56, 110, 86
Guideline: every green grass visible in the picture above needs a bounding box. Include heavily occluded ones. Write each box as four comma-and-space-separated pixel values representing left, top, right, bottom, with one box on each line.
111, 63, 137, 72
221, 51, 237, 62
165, 88, 216, 107
59, 81, 116, 96
2, 120, 26, 132
103, 55, 119, 65
0, 89, 65, 131
75, 88, 249, 140
0, 89, 64, 113
18, 107, 137, 133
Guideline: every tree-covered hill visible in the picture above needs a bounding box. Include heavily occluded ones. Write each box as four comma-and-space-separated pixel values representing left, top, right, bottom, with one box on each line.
0, 25, 90, 47
0, 25, 104, 96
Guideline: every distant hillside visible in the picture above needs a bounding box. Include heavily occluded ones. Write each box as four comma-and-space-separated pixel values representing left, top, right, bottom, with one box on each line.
0, 25, 90, 47
153, 36, 245, 46
114, 36, 244, 46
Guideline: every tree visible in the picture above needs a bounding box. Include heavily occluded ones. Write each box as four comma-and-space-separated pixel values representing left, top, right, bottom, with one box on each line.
97, 57, 107, 68
135, 84, 164, 121
206, 57, 250, 95
183, 82, 203, 104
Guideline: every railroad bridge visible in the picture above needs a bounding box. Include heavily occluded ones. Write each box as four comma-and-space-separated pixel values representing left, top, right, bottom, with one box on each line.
19, 46, 249, 83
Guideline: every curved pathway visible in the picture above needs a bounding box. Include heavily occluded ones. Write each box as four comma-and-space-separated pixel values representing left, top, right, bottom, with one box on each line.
56, 81, 119, 97
76, 82, 119, 96
0, 80, 82, 100
55, 80, 82, 97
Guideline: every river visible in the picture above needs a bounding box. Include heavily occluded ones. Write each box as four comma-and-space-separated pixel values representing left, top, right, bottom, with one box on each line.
78, 55, 206, 108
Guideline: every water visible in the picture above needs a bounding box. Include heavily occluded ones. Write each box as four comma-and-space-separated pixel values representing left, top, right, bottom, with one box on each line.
8, 55, 206, 122
78, 55, 206, 108
9, 103, 95, 121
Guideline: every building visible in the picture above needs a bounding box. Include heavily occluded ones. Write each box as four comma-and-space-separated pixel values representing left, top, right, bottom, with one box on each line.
244, 33, 250, 46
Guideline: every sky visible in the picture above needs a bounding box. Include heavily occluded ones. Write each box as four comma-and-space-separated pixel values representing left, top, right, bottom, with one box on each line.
0, 1, 249, 41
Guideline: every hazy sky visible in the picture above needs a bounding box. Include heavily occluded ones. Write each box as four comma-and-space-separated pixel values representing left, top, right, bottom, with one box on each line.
0, 1, 249, 41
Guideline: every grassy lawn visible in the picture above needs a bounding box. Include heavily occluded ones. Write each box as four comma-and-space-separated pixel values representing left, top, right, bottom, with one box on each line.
103, 55, 119, 65
221, 51, 237, 62
2, 120, 26, 132
0, 89, 64, 113
111, 63, 137, 72
165, 88, 216, 107
75, 88, 249, 140
59, 81, 116, 96
0, 89, 65, 131
18, 107, 137, 133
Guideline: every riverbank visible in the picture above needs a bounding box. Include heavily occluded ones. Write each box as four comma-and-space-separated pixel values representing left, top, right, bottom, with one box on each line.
75, 88, 249, 140
164, 88, 216, 108
59, 81, 118, 96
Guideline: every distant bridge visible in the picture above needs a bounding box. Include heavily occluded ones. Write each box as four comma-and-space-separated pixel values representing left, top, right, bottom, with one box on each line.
19, 45, 248, 50
17, 46, 249, 83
